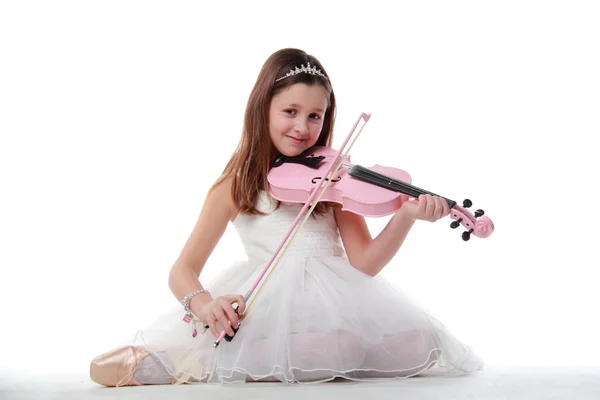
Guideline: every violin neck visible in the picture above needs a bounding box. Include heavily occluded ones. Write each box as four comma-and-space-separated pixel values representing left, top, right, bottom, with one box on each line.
348, 165, 457, 208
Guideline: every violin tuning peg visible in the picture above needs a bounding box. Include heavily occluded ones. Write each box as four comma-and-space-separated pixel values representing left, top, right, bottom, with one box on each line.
450, 220, 461, 229
462, 228, 474, 241
474, 209, 484, 218
462, 199, 472, 208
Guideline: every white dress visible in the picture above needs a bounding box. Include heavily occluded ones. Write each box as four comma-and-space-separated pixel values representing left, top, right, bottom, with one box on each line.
132, 191, 483, 384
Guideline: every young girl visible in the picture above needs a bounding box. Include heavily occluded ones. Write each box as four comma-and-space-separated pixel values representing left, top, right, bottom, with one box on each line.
90, 48, 483, 386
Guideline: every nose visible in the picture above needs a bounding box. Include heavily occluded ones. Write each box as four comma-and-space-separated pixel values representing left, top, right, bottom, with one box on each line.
294, 118, 309, 136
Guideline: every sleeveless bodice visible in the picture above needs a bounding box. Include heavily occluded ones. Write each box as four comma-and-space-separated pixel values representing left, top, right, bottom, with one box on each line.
232, 192, 345, 262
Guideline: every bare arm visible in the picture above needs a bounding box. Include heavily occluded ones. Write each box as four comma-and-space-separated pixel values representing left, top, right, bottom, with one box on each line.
334, 206, 415, 277
334, 194, 449, 277
168, 175, 237, 310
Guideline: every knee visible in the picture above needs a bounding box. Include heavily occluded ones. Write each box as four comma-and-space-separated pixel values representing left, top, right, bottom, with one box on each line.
336, 330, 367, 366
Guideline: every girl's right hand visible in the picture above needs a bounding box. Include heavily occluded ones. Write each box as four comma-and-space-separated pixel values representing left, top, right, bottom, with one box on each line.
193, 294, 246, 337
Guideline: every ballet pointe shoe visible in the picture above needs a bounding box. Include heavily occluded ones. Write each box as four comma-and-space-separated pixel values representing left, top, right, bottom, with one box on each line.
90, 345, 149, 387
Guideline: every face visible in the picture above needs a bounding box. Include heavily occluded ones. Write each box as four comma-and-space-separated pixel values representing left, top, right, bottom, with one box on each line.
269, 83, 329, 157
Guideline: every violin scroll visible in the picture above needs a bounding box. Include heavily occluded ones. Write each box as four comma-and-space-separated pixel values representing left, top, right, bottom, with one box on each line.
449, 199, 494, 241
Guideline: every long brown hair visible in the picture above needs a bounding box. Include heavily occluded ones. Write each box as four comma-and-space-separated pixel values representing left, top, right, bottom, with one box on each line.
213, 48, 337, 215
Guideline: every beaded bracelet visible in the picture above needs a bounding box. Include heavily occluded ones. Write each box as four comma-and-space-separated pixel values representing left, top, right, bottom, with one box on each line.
181, 289, 211, 311
181, 289, 211, 338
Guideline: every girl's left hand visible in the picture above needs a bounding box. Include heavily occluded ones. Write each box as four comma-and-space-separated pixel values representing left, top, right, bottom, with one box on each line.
398, 194, 450, 222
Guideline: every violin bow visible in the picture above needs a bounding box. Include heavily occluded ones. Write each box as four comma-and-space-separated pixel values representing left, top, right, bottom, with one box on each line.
212, 112, 372, 347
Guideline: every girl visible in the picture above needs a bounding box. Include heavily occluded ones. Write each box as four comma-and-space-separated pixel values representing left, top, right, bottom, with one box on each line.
90, 48, 483, 386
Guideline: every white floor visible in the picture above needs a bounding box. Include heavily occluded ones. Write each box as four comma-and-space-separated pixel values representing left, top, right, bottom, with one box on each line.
2, 366, 599, 400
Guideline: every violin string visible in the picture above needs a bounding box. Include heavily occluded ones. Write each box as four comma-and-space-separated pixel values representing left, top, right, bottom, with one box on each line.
352, 165, 425, 195
348, 166, 455, 208
349, 165, 454, 205
348, 166, 422, 198
355, 173, 421, 198
345, 165, 416, 194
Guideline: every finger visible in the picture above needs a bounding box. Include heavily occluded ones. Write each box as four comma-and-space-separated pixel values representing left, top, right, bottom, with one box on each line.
425, 194, 435, 217
206, 315, 218, 337
226, 294, 246, 315
221, 299, 240, 328
417, 194, 427, 215
433, 196, 444, 219
213, 303, 234, 337
441, 197, 451, 217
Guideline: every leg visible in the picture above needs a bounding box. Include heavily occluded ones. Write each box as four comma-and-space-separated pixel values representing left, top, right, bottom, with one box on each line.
355, 329, 442, 378
288, 329, 367, 382
243, 329, 367, 383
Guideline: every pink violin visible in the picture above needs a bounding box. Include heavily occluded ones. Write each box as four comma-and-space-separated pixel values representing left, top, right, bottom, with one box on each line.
268, 146, 494, 241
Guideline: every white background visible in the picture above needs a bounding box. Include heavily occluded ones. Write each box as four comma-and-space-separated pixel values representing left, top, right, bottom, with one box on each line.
1, 0, 599, 379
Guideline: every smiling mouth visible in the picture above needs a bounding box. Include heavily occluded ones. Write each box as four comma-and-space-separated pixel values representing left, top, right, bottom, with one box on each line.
286, 135, 306, 144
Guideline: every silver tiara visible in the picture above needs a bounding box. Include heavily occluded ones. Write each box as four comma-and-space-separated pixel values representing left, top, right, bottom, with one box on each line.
275, 62, 328, 82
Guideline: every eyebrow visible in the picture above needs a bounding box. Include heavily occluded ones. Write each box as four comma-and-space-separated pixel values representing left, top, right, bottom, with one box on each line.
288, 103, 325, 113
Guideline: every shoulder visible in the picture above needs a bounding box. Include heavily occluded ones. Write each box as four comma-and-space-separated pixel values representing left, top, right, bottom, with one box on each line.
206, 173, 238, 221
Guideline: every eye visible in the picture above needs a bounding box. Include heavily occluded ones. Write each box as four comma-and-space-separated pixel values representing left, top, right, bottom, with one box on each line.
310, 113, 322, 120
284, 109, 296, 115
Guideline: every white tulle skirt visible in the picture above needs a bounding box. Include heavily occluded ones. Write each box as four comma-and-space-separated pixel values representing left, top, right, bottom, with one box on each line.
132, 255, 483, 384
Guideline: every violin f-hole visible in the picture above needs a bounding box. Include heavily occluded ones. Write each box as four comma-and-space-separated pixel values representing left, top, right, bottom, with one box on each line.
311, 176, 341, 184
